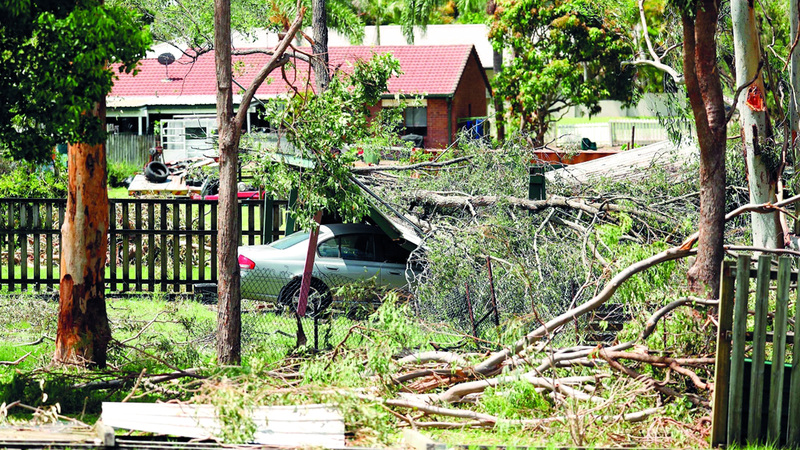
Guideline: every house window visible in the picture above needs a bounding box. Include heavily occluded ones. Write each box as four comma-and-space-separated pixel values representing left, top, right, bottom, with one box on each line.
405, 107, 427, 136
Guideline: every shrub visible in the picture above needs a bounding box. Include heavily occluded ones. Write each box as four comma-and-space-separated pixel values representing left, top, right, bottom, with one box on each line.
0, 160, 67, 198
107, 161, 140, 187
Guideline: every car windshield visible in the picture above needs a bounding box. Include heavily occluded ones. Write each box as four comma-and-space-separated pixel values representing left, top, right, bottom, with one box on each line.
269, 232, 310, 250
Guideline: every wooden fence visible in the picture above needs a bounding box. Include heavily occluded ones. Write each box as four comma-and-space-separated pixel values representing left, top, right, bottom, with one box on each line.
0, 198, 287, 294
712, 255, 800, 447
107, 134, 156, 167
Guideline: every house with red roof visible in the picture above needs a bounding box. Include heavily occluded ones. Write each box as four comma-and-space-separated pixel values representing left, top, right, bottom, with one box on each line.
108, 45, 491, 150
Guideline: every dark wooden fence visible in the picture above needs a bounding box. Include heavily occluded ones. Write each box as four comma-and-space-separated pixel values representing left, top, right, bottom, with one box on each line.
0, 198, 287, 293
712, 255, 800, 447
107, 134, 156, 167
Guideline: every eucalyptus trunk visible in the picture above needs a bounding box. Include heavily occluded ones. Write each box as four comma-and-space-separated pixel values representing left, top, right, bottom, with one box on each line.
312, 0, 329, 91
55, 101, 111, 368
732, 0, 781, 248
492, 45, 505, 143
682, 0, 728, 297
215, 0, 242, 364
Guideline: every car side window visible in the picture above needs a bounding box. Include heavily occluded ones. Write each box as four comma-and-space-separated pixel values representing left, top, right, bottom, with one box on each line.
317, 238, 340, 258
375, 235, 411, 264
338, 234, 375, 261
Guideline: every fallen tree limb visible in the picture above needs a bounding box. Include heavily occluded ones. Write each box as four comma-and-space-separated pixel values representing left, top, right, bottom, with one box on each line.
436, 372, 605, 404
642, 297, 718, 340
596, 348, 708, 406
397, 351, 468, 366
73, 368, 202, 390
0, 351, 31, 366
598, 350, 714, 390
351, 156, 472, 173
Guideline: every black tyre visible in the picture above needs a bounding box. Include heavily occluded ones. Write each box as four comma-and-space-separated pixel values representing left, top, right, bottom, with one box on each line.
278, 278, 332, 318
144, 161, 169, 183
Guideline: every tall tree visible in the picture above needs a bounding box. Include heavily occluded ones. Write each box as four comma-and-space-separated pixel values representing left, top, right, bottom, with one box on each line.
679, 0, 727, 295
0, 0, 149, 367
213, 1, 305, 364
312, 0, 330, 91
489, 0, 636, 146
731, 0, 781, 249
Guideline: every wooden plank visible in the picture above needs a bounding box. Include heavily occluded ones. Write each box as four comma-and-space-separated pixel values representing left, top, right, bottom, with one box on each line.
160, 203, 168, 292
45, 202, 53, 289
711, 260, 736, 447
748, 254, 772, 443
210, 202, 217, 282
32, 203, 40, 290
789, 263, 800, 446
109, 202, 118, 292
135, 202, 143, 291
727, 254, 751, 445
263, 196, 274, 243
8, 202, 14, 291
173, 201, 180, 292
767, 256, 791, 444
20, 203, 27, 290
101, 402, 344, 447
147, 203, 155, 291
198, 202, 205, 282
248, 202, 255, 245
122, 204, 130, 292
185, 202, 192, 286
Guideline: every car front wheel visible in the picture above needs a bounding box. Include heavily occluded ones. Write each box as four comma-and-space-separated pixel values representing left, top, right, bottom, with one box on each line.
278, 278, 332, 318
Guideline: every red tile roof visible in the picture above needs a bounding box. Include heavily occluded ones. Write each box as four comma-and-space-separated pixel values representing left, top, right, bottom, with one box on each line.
109, 45, 483, 101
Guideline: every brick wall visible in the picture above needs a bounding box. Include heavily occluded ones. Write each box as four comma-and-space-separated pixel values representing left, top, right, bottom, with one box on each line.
451, 52, 489, 139
426, 99, 450, 148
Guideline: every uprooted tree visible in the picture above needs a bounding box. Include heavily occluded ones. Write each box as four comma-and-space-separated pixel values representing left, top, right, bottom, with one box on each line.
0, 0, 149, 367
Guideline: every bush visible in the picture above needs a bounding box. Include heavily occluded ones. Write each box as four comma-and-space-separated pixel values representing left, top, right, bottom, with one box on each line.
108, 161, 140, 187
0, 160, 67, 198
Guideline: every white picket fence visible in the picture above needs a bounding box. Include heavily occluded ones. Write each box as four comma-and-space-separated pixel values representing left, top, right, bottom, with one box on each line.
545, 119, 693, 147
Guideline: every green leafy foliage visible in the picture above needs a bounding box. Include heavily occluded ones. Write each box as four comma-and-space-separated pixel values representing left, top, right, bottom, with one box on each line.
490, 0, 637, 145
479, 379, 552, 419
107, 161, 139, 188
0, 161, 67, 198
0, 0, 151, 161
249, 53, 403, 229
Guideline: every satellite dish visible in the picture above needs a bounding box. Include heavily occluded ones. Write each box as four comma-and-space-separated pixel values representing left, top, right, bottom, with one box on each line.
157, 53, 176, 81
157, 53, 175, 66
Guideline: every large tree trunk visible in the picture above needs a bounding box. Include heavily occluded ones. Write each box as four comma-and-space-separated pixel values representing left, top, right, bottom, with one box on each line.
215, 0, 242, 364
312, 0, 329, 91
55, 101, 110, 368
682, 0, 727, 297
732, 0, 780, 248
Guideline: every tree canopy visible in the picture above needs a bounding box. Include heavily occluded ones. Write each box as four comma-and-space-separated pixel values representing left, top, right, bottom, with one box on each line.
0, 0, 150, 162
490, 0, 636, 146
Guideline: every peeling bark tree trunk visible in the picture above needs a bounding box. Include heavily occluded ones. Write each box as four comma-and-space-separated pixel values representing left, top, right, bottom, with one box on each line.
682, 0, 727, 297
215, 0, 242, 364
55, 101, 111, 368
312, 0, 329, 91
732, 0, 781, 248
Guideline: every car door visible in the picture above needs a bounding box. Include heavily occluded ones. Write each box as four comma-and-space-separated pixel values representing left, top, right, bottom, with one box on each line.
374, 234, 413, 288
315, 234, 381, 285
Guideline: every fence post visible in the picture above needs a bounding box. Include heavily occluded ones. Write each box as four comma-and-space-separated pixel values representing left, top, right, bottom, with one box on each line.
727, 255, 751, 445
711, 260, 736, 447
528, 166, 546, 201
486, 257, 500, 327
767, 256, 791, 444
747, 255, 772, 442
465, 282, 477, 339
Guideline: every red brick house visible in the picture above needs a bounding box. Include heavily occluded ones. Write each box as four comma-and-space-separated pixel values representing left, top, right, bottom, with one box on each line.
108, 45, 491, 149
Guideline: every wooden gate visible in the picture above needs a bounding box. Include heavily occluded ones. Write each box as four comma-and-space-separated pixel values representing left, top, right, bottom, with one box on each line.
712, 254, 800, 447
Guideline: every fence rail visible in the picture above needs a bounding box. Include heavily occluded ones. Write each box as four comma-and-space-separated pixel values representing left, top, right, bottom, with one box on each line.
0, 197, 287, 294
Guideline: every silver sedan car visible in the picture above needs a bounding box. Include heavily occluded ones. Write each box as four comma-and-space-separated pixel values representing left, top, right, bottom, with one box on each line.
238, 223, 418, 316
